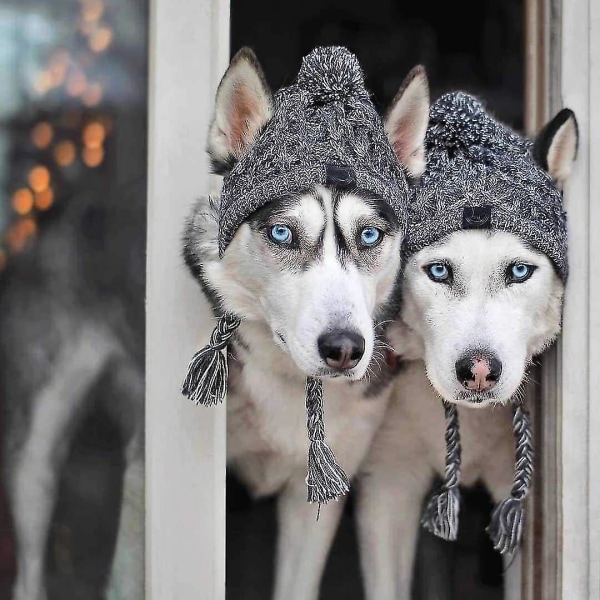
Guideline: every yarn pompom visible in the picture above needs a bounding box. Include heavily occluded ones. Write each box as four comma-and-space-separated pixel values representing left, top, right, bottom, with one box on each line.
426, 92, 529, 160
297, 46, 368, 105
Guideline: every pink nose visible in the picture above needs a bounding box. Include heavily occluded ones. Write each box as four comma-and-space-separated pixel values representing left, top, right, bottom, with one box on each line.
455, 354, 502, 392
469, 359, 494, 391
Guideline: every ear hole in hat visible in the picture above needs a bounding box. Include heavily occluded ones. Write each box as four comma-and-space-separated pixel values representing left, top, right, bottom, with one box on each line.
385, 65, 430, 178
207, 47, 273, 175
533, 108, 578, 188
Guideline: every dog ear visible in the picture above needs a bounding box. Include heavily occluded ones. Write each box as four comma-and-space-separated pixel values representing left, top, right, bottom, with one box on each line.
533, 108, 578, 187
385, 65, 430, 178
207, 47, 273, 175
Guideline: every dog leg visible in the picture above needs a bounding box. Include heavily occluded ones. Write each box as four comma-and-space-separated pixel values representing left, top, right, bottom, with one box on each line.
482, 434, 518, 600
106, 428, 144, 600
273, 475, 345, 600
7, 328, 116, 600
103, 359, 145, 600
356, 471, 431, 600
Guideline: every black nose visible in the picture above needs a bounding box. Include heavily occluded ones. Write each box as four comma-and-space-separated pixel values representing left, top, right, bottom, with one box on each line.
318, 330, 365, 371
455, 351, 503, 392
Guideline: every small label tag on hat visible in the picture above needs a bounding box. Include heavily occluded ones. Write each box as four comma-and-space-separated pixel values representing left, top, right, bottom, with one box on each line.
326, 164, 356, 189
462, 206, 492, 229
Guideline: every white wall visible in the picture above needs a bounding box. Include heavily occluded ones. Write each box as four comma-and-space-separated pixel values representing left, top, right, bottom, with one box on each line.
146, 0, 229, 597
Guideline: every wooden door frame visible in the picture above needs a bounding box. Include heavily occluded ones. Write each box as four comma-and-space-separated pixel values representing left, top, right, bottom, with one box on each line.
524, 0, 600, 597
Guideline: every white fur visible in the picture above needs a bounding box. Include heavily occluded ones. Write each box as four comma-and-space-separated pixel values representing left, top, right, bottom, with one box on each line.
356, 230, 565, 598
402, 230, 563, 407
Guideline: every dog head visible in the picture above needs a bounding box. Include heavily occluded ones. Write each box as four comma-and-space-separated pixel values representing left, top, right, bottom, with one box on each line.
397, 108, 578, 406
185, 49, 429, 381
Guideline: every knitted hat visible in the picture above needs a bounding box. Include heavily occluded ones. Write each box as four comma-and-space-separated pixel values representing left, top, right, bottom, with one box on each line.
182, 47, 410, 506
414, 93, 562, 555
218, 46, 409, 256
404, 92, 568, 280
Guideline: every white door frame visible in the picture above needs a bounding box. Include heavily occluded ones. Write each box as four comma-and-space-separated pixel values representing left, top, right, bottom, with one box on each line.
556, 0, 600, 597
146, 0, 229, 597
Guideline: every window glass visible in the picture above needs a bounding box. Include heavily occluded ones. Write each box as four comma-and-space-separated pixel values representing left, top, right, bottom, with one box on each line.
0, 1, 147, 597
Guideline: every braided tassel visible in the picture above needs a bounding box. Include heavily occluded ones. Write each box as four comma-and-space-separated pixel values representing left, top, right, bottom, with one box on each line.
181, 313, 241, 406
421, 401, 462, 541
487, 401, 533, 554
305, 377, 350, 504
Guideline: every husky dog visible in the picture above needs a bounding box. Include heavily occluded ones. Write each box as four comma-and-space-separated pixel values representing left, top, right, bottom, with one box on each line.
0, 182, 146, 600
183, 49, 429, 600
357, 85, 578, 599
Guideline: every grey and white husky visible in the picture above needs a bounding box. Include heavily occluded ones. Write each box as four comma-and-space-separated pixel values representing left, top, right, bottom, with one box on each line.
183, 49, 429, 600
0, 181, 146, 600
357, 81, 578, 598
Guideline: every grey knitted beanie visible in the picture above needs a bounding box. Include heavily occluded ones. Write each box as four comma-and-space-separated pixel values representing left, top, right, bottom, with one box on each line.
183, 47, 410, 507
218, 46, 409, 256
404, 92, 568, 280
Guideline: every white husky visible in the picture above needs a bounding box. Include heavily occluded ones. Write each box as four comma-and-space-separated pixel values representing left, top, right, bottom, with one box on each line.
183, 49, 430, 599
357, 80, 578, 598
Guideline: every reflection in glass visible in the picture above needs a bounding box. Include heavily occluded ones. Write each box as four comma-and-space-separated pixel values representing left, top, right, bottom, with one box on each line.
0, 1, 147, 598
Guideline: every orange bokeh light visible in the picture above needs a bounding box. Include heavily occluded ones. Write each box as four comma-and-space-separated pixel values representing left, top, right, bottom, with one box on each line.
6, 218, 37, 253
28, 166, 51, 193
54, 141, 77, 167
82, 83, 103, 107
82, 146, 104, 168
11, 188, 34, 215
35, 188, 55, 211
89, 26, 113, 53
33, 71, 53, 95
81, 0, 104, 23
82, 122, 106, 149
31, 122, 54, 149
49, 50, 70, 87
66, 71, 87, 97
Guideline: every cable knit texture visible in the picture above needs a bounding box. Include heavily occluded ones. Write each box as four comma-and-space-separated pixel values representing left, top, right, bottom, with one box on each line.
218, 46, 409, 256
404, 92, 568, 280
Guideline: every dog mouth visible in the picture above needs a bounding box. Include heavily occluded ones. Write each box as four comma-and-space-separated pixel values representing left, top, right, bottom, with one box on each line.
454, 389, 498, 406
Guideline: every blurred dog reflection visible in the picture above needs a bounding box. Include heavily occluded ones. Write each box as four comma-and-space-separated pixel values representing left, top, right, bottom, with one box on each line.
0, 182, 145, 600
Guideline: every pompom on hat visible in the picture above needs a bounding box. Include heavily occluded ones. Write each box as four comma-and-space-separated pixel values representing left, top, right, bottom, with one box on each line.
217, 46, 409, 256
183, 47, 410, 506
404, 92, 568, 280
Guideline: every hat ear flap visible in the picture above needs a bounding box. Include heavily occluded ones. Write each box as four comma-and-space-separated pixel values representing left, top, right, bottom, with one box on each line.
385, 65, 430, 178
532, 108, 578, 187
208, 47, 273, 175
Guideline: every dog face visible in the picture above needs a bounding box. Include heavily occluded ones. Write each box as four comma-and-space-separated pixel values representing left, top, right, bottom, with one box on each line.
203, 188, 402, 379
402, 230, 564, 406
185, 49, 430, 381
396, 108, 578, 407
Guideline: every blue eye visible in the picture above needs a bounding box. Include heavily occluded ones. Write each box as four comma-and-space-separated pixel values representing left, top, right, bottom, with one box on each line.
360, 226, 382, 247
426, 262, 451, 282
269, 224, 292, 244
507, 263, 535, 283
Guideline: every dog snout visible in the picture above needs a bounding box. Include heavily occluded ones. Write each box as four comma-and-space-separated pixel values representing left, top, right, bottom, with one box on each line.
455, 352, 502, 392
318, 330, 365, 371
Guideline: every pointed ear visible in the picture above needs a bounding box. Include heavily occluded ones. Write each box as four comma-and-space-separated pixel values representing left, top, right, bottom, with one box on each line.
533, 108, 578, 187
207, 47, 273, 175
385, 65, 430, 178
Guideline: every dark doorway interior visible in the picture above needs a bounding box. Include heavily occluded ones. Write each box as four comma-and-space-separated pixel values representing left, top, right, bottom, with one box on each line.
228, 1, 523, 598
